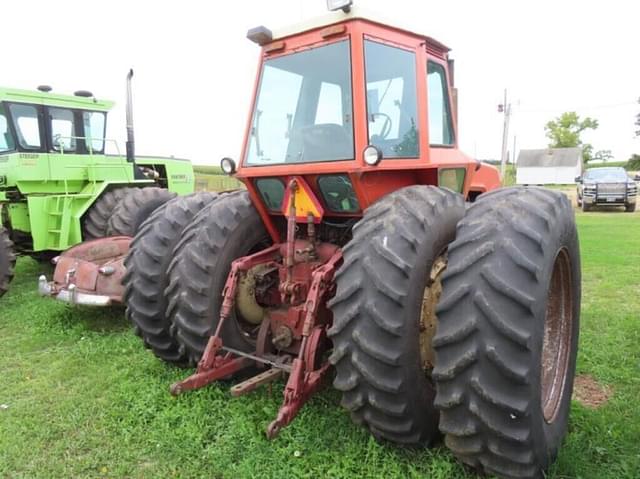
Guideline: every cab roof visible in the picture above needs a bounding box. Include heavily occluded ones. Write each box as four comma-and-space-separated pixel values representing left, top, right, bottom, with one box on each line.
270, 5, 450, 53
0, 87, 114, 111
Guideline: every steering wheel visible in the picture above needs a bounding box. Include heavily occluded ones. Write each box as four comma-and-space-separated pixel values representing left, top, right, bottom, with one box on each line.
371, 112, 392, 140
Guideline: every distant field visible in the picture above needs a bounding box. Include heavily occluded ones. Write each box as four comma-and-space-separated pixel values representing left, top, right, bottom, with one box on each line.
192, 165, 243, 192
0, 212, 639, 478
193, 165, 224, 176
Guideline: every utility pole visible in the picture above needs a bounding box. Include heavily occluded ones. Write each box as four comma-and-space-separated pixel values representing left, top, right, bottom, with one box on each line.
498, 89, 512, 178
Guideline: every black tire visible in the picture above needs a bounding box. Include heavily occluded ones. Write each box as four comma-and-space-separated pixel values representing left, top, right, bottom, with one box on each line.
83, 187, 134, 240
0, 227, 16, 298
166, 190, 270, 365
433, 187, 581, 479
625, 202, 636, 212
581, 200, 592, 212
328, 186, 465, 445
107, 187, 177, 237
123, 192, 219, 364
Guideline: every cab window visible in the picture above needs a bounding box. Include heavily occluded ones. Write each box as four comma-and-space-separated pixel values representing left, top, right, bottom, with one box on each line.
427, 62, 454, 146
318, 175, 360, 213
0, 107, 15, 153
9, 104, 42, 150
83, 111, 106, 153
364, 40, 419, 158
50, 108, 77, 152
256, 178, 285, 211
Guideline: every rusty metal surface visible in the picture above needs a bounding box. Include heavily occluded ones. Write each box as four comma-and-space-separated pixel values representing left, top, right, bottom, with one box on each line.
45, 236, 131, 304
541, 247, 574, 423
230, 368, 283, 397
420, 255, 447, 371
172, 179, 341, 438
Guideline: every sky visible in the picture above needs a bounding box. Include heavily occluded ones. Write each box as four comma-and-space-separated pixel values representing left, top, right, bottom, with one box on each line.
3, 0, 638, 165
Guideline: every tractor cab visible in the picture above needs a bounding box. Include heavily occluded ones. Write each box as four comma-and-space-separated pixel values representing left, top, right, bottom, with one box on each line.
0, 88, 110, 157
227, 4, 499, 241
0, 88, 116, 193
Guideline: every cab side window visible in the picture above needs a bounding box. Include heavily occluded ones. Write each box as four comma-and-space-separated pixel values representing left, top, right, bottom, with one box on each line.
365, 40, 419, 158
49, 108, 77, 152
427, 62, 454, 146
0, 108, 15, 153
83, 111, 106, 153
9, 104, 42, 150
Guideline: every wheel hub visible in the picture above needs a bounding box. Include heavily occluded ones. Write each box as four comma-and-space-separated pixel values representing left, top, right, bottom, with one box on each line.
420, 255, 447, 371
541, 248, 573, 423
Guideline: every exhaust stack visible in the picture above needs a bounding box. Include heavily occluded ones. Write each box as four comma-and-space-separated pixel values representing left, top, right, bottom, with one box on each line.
125, 69, 135, 163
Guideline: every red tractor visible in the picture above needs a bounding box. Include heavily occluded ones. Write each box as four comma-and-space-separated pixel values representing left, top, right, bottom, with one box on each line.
121, 4, 580, 478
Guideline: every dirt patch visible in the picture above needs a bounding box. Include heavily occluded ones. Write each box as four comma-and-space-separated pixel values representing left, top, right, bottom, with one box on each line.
573, 374, 613, 409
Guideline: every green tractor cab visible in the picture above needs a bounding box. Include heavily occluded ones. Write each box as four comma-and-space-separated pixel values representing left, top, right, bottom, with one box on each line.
0, 73, 194, 299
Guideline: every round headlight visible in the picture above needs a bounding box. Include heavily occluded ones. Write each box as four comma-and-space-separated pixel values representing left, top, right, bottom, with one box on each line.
363, 145, 383, 166
220, 157, 237, 175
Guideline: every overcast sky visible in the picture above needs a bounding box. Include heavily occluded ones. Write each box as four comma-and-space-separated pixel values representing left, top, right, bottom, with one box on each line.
3, 0, 638, 165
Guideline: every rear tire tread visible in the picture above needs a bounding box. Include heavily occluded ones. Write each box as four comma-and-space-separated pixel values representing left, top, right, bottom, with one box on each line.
329, 186, 465, 445
123, 192, 219, 364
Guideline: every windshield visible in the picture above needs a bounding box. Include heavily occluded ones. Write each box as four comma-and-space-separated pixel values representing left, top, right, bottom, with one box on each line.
584, 168, 628, 182
245, 40, 354, 165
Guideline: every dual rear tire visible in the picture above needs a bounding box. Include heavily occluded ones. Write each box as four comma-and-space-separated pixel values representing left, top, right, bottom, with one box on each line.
123, 190, 268, 366
123, 192, 219, 364
330, 185, 581, 479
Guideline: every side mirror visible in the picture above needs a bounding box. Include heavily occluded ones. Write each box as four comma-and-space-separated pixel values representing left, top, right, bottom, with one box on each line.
635, 174, 640, 182
574, 176, 582, 183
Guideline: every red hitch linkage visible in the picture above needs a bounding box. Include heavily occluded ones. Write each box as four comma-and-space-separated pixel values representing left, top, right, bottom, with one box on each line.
170, 178, 342, 439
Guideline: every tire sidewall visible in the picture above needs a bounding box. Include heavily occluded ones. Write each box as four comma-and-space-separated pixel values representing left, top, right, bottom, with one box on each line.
402, 227, 456, 434
531, 207, 581, 467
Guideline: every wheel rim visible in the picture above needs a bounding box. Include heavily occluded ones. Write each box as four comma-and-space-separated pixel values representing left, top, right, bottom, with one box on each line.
541, 247, 573, 423
420, 255, 447, 372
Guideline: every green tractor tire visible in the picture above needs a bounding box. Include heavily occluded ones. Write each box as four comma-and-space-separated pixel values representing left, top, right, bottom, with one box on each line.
107, 187, 177, 237
0, 227, 16, 298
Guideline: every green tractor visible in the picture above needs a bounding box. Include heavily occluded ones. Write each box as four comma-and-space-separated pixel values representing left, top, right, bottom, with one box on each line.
0, 71, 194, 298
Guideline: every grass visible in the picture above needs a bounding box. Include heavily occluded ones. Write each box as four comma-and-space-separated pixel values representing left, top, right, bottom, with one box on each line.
1, 212, 639, 478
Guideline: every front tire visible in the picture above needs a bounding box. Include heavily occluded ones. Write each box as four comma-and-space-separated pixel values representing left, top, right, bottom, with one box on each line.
166, 190, 269, 365
0, 227, 16, 298
328, 186, 465, 445
123, 192, 218, 364
625, 202, 636, 212
433, 187, 581, 479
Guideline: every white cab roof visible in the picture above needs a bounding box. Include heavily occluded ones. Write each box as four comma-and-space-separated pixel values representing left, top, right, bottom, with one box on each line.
270, 5, 450, 51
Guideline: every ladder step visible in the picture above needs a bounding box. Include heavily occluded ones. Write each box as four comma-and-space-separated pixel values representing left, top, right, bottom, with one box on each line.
230, 368, 283, 397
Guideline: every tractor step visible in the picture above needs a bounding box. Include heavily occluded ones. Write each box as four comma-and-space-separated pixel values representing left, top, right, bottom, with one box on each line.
230, 368, 283, 397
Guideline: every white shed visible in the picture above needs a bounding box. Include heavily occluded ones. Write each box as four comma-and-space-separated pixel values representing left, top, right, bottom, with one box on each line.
516, 148, 582, 185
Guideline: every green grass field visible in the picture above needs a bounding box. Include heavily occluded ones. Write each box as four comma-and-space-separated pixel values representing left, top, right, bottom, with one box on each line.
1, 212, 639, 478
